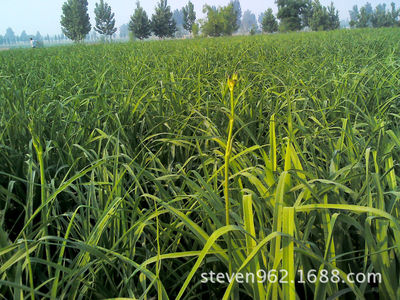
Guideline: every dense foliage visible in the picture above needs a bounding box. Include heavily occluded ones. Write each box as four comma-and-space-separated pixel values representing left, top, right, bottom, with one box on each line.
276, 0, 307, 31
240, 10, 258, 33
262, 8, 279, 33
151, 0, 177, 38
60, 0, 91, 42
129, 1, 152, 40
349, 2, 399, 28
94, 0, 117, 38
309, 0, 339, 31
201, 3, 239, 37
1, 28, 400, 299
276, 0, 339, 31
230, 0, 242, 28
182, 1, 197, 33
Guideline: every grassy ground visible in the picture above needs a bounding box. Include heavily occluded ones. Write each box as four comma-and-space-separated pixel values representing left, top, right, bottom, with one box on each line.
1, 28, 400, 299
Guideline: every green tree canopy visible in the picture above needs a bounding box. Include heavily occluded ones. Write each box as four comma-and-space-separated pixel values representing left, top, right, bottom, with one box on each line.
173, 9, 184, 28
201, 3, 239, 37
301, 0, 313, 27
221, 3, 240, 34
94, 0, 117, 38
4, 27, 15, 44
309, 0, 328, 31
390, 3, 399, 25
349, 5, 359, 27
240, 10, 258, 33
262, 8, 278, 33
230, 0, 242, 29
309, 0, 339, 31
119, 24, 129, 38
350, 2, 398, 28
20, 30, 29, 42
60, 0, 91, 42
201, 5, 222, 37
192, 22, 200, 37
358, 6, 372, 27
276, 0, 307, 31
371, 3, 398, 27
35, 31, 43, 41
327, 2, 340, 30
151, 0, 177, 38
129, 1, 151, 40
182, 1, 196, 33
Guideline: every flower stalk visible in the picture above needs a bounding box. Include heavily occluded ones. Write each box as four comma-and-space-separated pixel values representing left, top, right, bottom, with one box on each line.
224, 74, 237, 288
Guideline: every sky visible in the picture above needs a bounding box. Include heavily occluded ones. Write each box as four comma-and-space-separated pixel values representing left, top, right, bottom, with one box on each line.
0, 0, 397, 36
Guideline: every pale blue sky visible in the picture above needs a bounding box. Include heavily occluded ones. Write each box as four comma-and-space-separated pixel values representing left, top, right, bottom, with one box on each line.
0, 0, 396, 36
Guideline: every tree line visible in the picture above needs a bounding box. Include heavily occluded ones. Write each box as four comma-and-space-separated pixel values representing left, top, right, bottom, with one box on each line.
0, 28, 73, 47
58, 0, 339, 42
349, 2, 399, 28
0, 28, 103, 47
1, 0, 399, 46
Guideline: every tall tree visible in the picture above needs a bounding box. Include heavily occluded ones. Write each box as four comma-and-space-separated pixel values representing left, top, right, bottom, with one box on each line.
276, 0, 307, 31
35, 31, 43, 41
230, 0, 242, 29
261, 8, 278, 33
129, 1, 151, 40
119, 24, 129, 38
94, 0, 117, 38
221, 3, 240, 34
4, 28, 16, 44
327, 2, 340, 29
172, 9, 184, 28
258, 12, 265, 26
201, 3, 239, 37
60, 0, 91, 42
240, 10, 258, 33
365, 2, 373, 15
372, 3, 395, 27
350, 2, 397, 28
358, 6, 372, 27
357, 2, 373, 27
308, 0, 339, 31
182, 1, 196, 33
390, 2, 399, 25
309, 0, 328, 31
373, 3, 387, 26
89, 30, 98, 41
151, 0, 176, 38
349, 5, 359, 27
192, 22, 200, 37
20, 30, 29, 42
201, 5, 223, 37
301, 0, 313, 27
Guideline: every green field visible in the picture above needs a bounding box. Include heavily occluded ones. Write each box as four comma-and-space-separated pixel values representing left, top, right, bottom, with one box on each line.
1, 28, 400, 299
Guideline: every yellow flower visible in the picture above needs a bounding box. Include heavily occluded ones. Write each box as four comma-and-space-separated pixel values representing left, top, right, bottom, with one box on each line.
227, 73, 238, 92
232, 73, 238, 81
